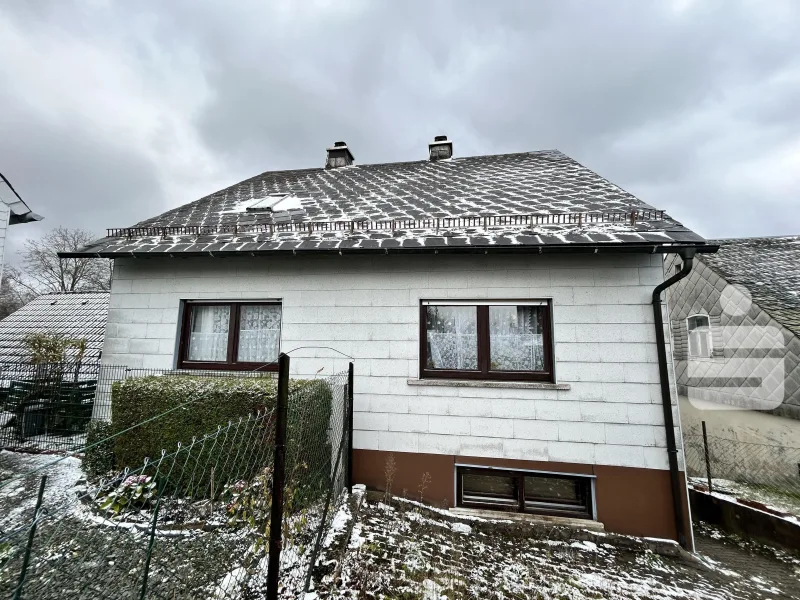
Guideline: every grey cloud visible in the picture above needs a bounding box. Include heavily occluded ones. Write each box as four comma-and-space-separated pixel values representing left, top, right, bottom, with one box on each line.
1, 0, 799, 256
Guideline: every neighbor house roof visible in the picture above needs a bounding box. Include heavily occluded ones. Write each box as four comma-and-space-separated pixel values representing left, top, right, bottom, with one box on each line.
0, 292, 109, 362
62, 149, 711, 258
703, 235, 800, 336
0, 173, 43, 224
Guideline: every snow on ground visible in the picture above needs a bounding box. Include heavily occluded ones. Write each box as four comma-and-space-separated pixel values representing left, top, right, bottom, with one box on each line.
0, 450, 320, 599
4, 455, 799, 600
0, 450, 83, 533
689, 476, 800, 518
310, 493, 800, 600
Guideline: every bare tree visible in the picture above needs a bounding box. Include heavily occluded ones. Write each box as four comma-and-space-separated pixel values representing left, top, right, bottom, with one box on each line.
0, 266, 35, 319
15, 227, 112, 294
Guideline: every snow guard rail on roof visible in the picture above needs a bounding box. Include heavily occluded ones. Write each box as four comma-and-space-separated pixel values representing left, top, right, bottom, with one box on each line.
107, 209, 668, 239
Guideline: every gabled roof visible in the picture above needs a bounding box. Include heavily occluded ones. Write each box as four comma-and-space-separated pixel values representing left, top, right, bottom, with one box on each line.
702, 236, 800, 336
0, 292, 109, 362
62, 150, 710, 258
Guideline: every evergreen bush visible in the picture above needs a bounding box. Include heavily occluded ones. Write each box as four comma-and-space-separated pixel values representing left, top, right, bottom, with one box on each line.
83, 420, 116, 479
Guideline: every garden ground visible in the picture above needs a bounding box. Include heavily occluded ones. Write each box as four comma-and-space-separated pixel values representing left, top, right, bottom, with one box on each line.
311, 491, 800, 599
3, 450, 800, 599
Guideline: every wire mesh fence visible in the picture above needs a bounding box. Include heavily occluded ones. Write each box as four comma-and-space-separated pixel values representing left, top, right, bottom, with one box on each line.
280, 367, 351, 597
684, 422, 800, 517
0, 355, 353, 599
0, 361, 104, 453
0, 362, 284, 453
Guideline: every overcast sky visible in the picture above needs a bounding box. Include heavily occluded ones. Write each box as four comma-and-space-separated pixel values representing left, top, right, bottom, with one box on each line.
1, 0, 798, 262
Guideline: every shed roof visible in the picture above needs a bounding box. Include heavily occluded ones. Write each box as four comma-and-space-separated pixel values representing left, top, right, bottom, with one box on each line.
0, 292, 109, 362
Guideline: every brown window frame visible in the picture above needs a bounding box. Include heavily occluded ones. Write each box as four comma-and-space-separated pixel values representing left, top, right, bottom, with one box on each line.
456, 466, 594, 520
177, 301, 281, 371
419, 300, 554, 382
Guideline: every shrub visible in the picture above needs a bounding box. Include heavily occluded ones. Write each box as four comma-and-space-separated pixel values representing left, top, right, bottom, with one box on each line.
110, 374, 335, 503
95, 474, 157, 516
286, 379, 334, 506
22, 331, 87, 364
83, 420, 116, 479
111, 375, 278, 496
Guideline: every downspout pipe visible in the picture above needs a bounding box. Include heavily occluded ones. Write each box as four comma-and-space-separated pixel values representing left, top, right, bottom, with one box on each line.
652, 248, 695, 549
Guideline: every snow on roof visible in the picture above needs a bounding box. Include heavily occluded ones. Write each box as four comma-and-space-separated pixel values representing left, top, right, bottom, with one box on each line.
0, 292, 109, 362
64, 150, 708, 257
703, 235, 800, 336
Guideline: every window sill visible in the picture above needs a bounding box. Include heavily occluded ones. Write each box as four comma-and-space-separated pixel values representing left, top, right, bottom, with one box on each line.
406, 378, 570, 391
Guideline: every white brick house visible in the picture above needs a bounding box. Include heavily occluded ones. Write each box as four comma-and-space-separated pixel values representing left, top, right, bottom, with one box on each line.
64, 139, 715, 547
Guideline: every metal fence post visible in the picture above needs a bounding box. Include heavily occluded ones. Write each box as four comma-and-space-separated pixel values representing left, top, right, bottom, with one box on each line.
346, 362, 354, 490
266, 353, 290, 600
13, 475, 47, 600
702, 421, 713, 493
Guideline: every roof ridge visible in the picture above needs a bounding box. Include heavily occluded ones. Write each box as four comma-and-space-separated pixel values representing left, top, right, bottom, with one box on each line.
37, 291, 110, 296
709, 234, 800, 243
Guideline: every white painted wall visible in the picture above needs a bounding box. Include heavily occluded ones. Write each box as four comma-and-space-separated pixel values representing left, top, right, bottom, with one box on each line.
102, 252, 682, 472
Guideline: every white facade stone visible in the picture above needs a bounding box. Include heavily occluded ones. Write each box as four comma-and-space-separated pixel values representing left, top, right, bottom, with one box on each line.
102, 253, 683, 472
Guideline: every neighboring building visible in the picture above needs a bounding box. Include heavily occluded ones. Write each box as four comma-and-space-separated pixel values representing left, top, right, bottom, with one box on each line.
0, 292, 110, 362
666, 236, 800, 450
0, 174, 43, 283
61, 138, 714, 546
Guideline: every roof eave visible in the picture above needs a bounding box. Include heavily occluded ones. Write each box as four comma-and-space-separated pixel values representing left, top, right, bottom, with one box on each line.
58, 241, 720, 259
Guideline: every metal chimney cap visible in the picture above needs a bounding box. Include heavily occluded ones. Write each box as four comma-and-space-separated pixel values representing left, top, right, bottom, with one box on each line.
428, 135, 453, 161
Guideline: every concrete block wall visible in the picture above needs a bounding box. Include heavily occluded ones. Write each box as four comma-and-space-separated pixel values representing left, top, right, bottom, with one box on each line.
103, 252, 682, 471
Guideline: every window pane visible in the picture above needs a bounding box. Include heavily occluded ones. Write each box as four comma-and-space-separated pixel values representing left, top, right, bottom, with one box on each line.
489, 305, 545, 371
524, 475, 590, 516
524, 476, 583, 504
688, 315, 709, 331
689, 331, 710, 358
237, 305, 281, 363
187, 305, 230, 361
462, 472, 518, 507
426, 306, 478, 370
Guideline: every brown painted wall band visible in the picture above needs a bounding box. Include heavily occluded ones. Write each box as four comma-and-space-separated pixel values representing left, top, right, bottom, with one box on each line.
352, 449, 693, 550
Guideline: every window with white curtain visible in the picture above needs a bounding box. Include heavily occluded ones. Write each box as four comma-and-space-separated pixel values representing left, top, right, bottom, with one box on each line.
421, 300, 553, 382
687, 314, 712, 358
187, 305, 231, 361
180, 302, 281, 369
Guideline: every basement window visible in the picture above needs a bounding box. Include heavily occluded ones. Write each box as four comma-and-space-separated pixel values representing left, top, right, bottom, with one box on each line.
457, 467, 594, 519
178, 301, 282, 371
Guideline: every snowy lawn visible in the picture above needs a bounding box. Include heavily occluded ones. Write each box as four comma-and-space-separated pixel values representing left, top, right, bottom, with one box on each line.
4, 456, 798, 600
309, 490, 800, 600
0, 450, 344, 599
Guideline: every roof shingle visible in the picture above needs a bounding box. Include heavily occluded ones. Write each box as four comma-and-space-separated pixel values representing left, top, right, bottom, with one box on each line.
66, 150, 708, 257
0, 293, 109, 362
702, 236, 800, 336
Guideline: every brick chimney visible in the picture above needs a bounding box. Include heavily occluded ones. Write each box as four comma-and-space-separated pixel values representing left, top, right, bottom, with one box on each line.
326, 141, 354, 168
429, 135, 453, 161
